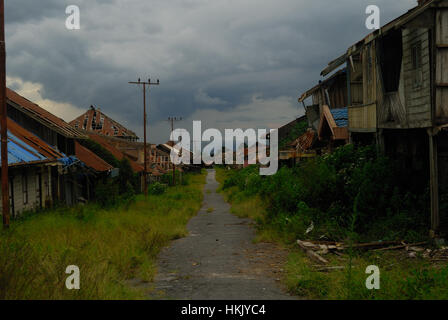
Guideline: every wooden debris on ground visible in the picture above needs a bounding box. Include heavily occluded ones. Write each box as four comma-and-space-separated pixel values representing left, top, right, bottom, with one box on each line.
297, 239, 448, 267
373, 241, 427, 252
422, 246, 448, 261
313, 265, 346, 272
297, 239, 407, 256
297, 240, 329, 264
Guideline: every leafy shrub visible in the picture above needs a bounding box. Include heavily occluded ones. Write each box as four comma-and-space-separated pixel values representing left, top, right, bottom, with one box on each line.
148, 182, 167, 195
222, 144, 430, 242
118, 158, 139, 194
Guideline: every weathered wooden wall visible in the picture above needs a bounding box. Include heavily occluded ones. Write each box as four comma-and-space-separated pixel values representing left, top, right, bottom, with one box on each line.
435, 8, 448, 123
349, 54, 364, 106
327, 73, 348, 109
348, 47, 377, 131
403, 27, 432, 128
376, 16, 433, 129
0, 166, 53, 217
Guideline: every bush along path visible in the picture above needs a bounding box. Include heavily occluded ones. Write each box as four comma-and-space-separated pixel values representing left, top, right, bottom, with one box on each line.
144, 169, 297, 300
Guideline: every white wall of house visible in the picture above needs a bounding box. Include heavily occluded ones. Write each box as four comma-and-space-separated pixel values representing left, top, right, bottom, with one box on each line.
0, 165, 54, 217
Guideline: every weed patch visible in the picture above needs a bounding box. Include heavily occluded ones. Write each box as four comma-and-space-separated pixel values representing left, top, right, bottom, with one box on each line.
0, 171, 206, 299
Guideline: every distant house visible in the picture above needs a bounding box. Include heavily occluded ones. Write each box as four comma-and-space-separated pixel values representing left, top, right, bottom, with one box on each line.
70, 106, 139, 142
157, 142, 193, 168
85, 133, 172, 175
87, 133, 144, 174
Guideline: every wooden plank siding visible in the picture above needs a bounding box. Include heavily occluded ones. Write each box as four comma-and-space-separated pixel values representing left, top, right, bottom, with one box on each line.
349, 54, 364, 106
377, 23, 432, 129
348, 104, 377, 131
435, 8, 448, 123
348, 46, 377, 131
362, 43, 377, 106
402, 27, 432, 128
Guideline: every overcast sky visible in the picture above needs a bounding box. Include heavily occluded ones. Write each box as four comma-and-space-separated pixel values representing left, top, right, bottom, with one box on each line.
4, 0, 416, 143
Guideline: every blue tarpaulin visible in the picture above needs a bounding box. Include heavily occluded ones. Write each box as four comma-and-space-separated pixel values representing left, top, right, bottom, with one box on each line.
57, 156, 79, 167
0, 131, 75, 166
330, 108, 348, 127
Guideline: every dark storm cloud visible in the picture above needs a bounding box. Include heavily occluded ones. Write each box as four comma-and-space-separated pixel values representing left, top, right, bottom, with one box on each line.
5, 0, 64, 24
4, 0, 416, 142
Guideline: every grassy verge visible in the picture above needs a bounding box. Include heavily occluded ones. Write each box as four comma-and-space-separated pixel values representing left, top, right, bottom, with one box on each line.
216, 166, 448, 300
0, 171, 206, 300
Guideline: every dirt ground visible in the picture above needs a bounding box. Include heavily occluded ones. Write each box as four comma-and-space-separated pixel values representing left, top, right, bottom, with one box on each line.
142, 169, 297, 300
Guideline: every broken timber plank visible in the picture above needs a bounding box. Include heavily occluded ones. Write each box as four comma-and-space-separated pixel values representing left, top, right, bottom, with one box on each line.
297, 240, 329, 264
373, 242, 427, 252
314, 266, 346, 272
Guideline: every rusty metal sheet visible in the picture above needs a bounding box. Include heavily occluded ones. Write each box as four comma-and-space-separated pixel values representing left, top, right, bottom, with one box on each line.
75, 141, 113, 172
6, 88, 87, 139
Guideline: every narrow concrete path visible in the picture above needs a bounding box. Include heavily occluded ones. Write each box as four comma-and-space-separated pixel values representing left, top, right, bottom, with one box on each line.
149, 169, 296, 300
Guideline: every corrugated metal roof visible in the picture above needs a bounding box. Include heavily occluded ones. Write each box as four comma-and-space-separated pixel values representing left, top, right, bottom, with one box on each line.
330, 108, 348, 127
6, 88, 87, 139
6, 132, 47, 165
1, 119, 67, 167
7, 118, 65, 159
299, 69, 347, 102
75, 142, 114, 172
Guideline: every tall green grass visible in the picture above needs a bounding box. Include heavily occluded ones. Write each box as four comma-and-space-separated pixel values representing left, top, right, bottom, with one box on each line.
0, 171, 206, 300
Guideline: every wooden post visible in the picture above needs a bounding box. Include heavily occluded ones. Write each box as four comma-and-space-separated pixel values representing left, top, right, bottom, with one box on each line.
129, 78, 160, 196
376, 129, 385, 154
428, 129, 439, 238
0, 0, 9, 228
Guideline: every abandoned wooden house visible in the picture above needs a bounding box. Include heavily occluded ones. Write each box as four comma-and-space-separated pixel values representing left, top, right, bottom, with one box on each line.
70, 105, 139, 142
302, 0, 448, 237
5, 88, 92, 206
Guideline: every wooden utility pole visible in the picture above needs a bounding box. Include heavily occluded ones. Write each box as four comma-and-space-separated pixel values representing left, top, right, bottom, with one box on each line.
0, 0, 9, 229
168, 117, 182, 186
129, 78, 159, 197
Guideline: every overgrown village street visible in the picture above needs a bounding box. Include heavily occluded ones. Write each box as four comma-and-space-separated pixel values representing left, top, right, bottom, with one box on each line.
145, 169, 295, 300
1, 0, 448, 303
